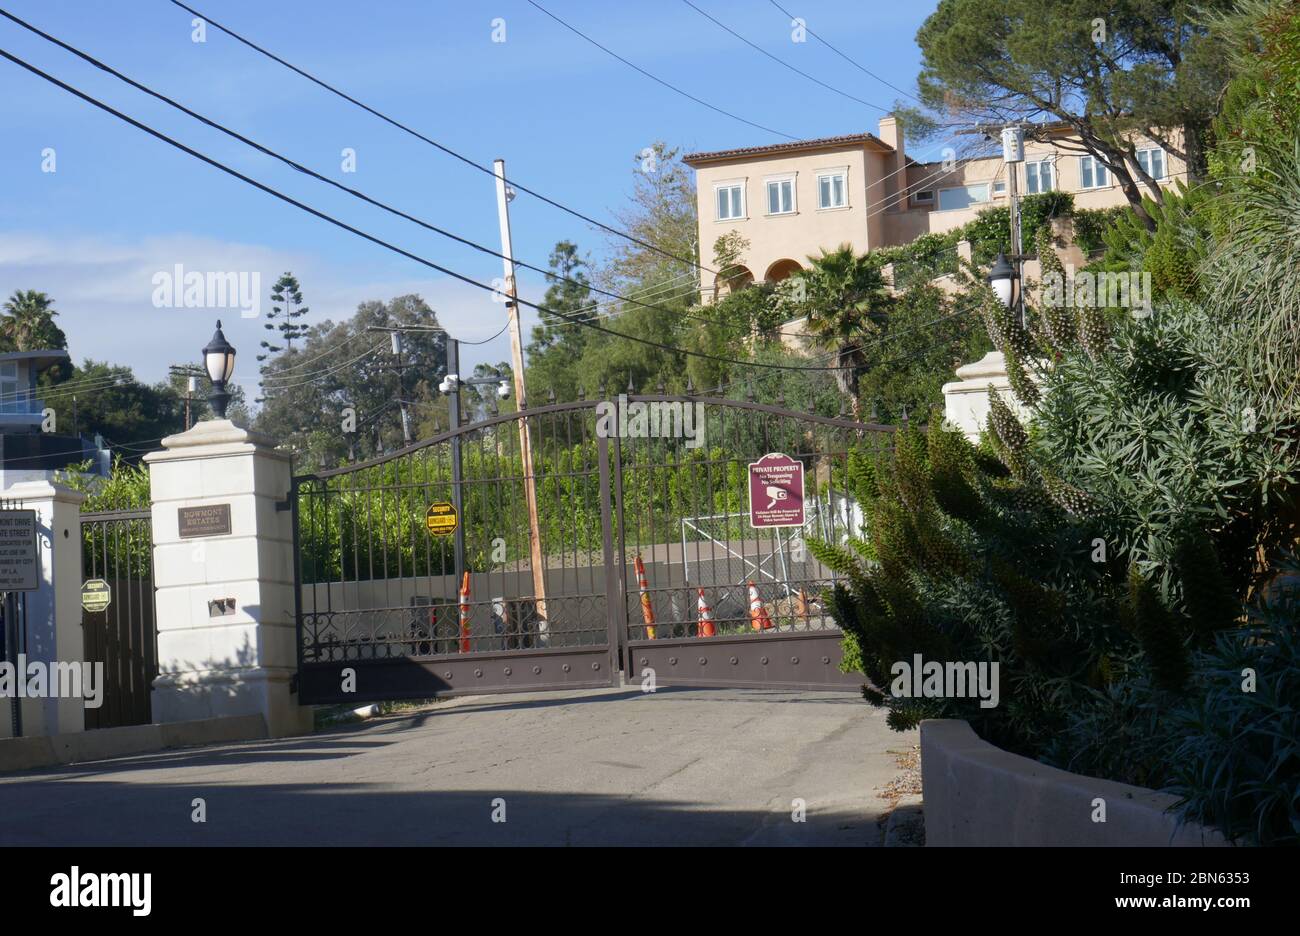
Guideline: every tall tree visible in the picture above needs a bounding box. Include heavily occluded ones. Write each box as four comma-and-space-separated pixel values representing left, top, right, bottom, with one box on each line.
1, 289, 67, 352
780, 245, 894, 419
254, 294, 445, 468
602, 142, 699, 297
258, 272, 310, 363
914, 0, 1234, 229
525, 242, 595, 401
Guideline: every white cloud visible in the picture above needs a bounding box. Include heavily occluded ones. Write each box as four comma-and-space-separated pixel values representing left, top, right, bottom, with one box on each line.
0, 230, 534, 385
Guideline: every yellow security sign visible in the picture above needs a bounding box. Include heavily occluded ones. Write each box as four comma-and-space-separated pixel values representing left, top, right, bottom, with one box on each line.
425, 501, 458, 536
81, 579, 112, 613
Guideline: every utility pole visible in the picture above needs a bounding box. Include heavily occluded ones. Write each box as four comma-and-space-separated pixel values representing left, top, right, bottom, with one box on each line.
391, 331, 413, 446
493, 157, 548, 636
169, 364, 205, 431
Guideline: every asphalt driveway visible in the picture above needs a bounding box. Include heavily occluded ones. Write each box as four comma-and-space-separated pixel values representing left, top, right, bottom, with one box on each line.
0, 687, 917, 846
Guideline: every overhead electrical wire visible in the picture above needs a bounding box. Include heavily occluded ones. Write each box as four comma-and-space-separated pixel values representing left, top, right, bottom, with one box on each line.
680, 0, 889, 112
524, 0, 799, 141
166, 0, 720, 278
9, 7, 974, 347
1, 8, 821, 343
0, 49, 891, 375
765, 0, 926, 106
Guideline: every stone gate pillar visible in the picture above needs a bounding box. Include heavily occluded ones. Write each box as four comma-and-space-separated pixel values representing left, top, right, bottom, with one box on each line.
144, 419, 311, 737
0, 480, 85, 738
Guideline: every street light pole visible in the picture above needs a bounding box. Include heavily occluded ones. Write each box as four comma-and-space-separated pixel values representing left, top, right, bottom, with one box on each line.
1001, 126, 1027, 328
445, 337, 466, 584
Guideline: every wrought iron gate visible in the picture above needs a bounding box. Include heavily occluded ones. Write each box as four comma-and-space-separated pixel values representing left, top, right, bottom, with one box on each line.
81, 508, 157, 729
291, 395, 892, 705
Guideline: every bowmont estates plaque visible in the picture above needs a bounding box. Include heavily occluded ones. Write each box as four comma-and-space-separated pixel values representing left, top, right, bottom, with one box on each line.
178, 503, 232, 538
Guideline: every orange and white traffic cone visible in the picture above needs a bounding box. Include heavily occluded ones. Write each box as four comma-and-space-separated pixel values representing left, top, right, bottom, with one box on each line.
634, 554, 656, 639
696, 588, 716, 638
795, 588, 812, 626
458, 571, 472, 653
747, 581, 774, 631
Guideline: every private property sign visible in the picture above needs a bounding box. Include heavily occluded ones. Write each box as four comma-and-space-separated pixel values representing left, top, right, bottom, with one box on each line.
747, 453, 805, 528
0, 509, 38, 591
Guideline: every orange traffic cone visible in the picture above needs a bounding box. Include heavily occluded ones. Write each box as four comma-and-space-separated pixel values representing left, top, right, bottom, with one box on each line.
795, 588, 812, 626
458, 571, 472, 653
747, 581, 774, 631
634, 554, 656, 639
696, 588, 716, 638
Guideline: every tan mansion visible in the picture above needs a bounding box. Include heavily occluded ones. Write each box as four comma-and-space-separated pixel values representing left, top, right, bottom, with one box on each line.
683, 116, 1185, 296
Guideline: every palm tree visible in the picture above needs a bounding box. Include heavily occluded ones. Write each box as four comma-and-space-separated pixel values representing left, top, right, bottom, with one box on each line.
1, 289, 65, 351
787, 245, 892, 419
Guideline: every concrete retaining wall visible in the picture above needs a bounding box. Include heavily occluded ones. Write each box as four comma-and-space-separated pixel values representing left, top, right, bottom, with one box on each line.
920, 719, 1229, 846
0, 713, 268, 774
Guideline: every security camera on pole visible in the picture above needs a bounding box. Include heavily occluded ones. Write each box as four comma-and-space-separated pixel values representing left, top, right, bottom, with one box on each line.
439, 339, 512, 582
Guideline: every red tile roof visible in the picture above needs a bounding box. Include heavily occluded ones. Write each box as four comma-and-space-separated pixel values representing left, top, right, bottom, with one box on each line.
683, 132, 895, 165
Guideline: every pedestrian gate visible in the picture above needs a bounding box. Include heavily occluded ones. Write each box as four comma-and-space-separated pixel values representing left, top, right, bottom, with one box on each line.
291, 394, 892, 704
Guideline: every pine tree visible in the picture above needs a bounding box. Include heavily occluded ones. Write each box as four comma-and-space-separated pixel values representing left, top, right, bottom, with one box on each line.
258, 273, 310, 363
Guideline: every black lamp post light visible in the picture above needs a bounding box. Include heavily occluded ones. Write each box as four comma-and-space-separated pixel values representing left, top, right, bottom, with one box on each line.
987, 252, 1017, 310
202, 319, 237, 420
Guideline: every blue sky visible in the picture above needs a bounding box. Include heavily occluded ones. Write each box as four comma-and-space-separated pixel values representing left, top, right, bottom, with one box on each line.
0, 0, 935, 393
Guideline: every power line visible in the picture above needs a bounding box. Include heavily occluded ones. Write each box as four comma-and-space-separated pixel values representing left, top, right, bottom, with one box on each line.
167, 0, 716, 277
1, 45, 999, 380
766, 0, 925, 106
680, 0, 889, 113
2, 9, 736, 334
524, 0, 799, 141
0, 47, 885, 375
259, 342, 387, 391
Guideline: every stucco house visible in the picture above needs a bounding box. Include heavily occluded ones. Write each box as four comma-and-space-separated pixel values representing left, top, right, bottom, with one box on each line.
684, 115, 1186, 297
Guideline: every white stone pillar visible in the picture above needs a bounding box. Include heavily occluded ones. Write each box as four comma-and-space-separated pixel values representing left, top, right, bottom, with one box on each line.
143, 420, 311, 738
0, 480, 85, 738
941, 351, 1035, 442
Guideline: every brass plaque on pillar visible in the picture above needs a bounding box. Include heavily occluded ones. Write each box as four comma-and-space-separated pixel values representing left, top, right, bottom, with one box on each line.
178, 503, 232, 538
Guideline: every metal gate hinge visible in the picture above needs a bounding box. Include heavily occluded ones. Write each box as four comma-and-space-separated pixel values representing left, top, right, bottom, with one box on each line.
275, 497, 292, 512
289, 672, 299, 694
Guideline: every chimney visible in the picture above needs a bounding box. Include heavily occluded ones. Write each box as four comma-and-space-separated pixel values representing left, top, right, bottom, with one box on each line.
877, 115, 907, 210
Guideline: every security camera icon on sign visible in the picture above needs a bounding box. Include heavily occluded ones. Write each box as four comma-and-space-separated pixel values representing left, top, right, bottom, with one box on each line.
765, 485, 789, 510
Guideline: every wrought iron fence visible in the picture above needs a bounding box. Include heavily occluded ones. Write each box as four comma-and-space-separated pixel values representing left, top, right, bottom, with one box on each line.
81, 508, 156, 729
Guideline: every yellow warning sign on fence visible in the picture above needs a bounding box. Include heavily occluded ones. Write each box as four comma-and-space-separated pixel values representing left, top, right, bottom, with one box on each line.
81, 579, 111, 613
424, 501, 458, 536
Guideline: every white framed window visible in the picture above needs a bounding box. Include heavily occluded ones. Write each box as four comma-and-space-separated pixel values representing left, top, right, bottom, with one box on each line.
992, 180, 1007, 196
1136, 147, 1167, 180
1025, 159, 1054, 194
816, 170, 847, 209
1079, 155, 1110, 189
913, 189, 935, 205
936, 183, 990, 211
715, 182, 745, 221
765, 177, 796, 215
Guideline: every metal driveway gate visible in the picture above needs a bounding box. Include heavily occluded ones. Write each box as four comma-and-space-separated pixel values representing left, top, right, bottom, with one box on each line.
611, 395, 887, 690
81, 508, 157, 729
291, 394, 892, 705
292, 401, 620, 704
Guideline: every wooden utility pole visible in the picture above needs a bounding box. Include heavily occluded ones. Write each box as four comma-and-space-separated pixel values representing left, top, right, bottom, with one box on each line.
493, 158, 548, 637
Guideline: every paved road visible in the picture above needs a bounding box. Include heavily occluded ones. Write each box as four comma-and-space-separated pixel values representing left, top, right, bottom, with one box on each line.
0, 687, 917, 846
